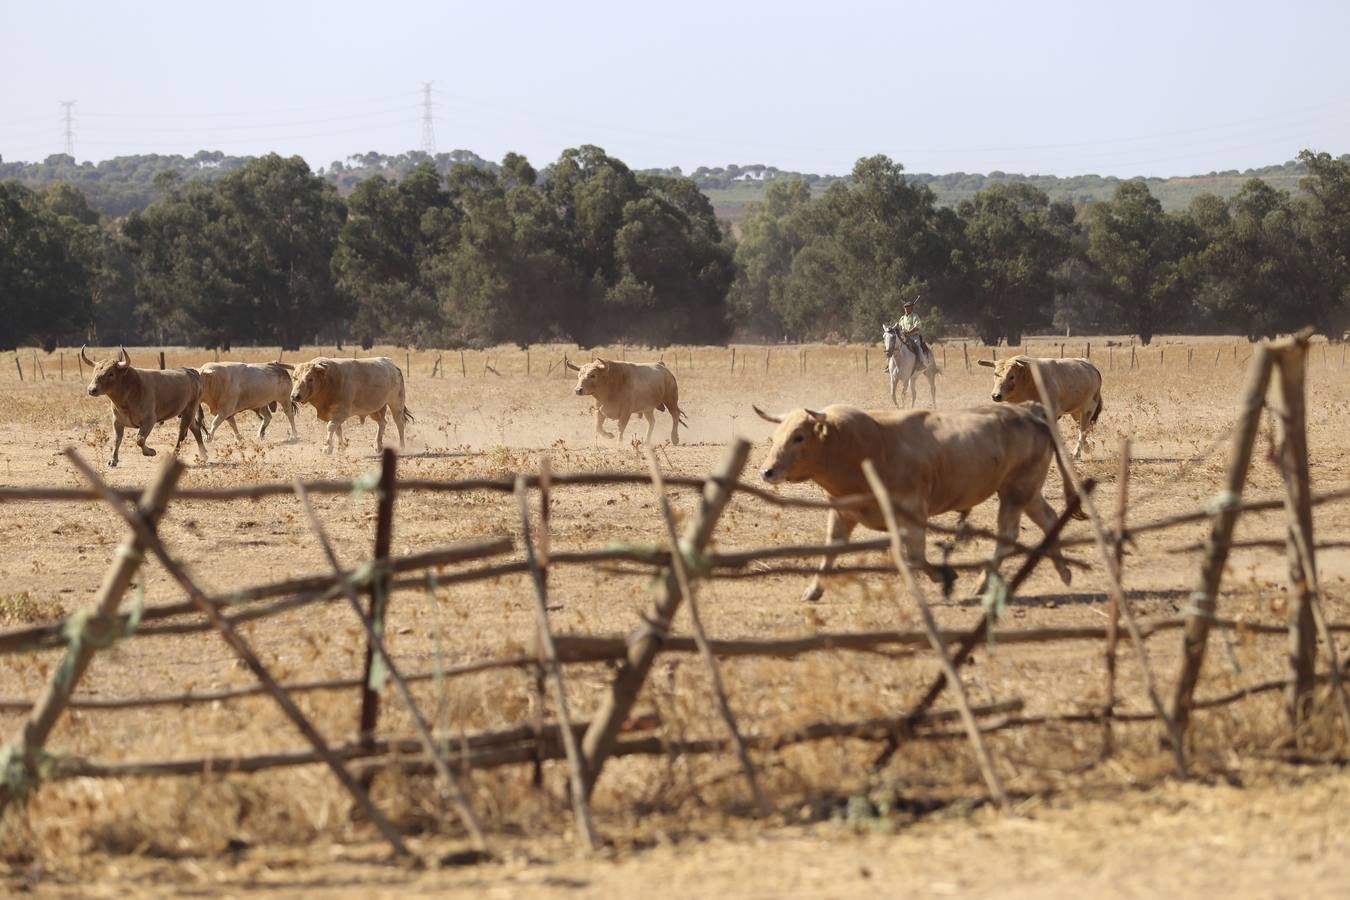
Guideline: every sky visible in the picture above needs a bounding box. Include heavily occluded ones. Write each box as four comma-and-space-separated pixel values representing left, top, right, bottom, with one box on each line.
3, 0, 1349, 178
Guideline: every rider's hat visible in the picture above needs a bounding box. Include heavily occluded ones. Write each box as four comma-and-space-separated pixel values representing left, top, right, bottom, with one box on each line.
902, 299, 916, 308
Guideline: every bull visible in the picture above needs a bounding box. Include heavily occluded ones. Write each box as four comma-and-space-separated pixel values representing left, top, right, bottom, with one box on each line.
289, 356, 411, 453
81, 346, 208, 468
565, 356, 686, 445
200, 361, 299, 442
754, 401, 1079, 602
978, 356, 1103, 459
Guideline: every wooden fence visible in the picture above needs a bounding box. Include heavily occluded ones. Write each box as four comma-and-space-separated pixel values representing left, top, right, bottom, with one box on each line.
0, 331, 1345, 861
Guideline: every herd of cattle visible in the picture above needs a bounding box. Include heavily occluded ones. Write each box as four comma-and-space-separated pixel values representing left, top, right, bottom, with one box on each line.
78, 344, 1107, 598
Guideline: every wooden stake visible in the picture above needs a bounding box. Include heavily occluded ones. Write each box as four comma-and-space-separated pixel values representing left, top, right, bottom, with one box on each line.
1130, 346, 1137, 370
1059, 343, 1065, 359
1171, 346, 1272, 731
1104, 437, 1130, 755
1026, 361, 1186, 776
764, 348, 769, 374
0, 458, 180, 815
1109, 346, 1113, 371
59, 352, 64, 381
962, 343, 969, 372
358, 449, 397, 747
516, 467, 599, 848
406, 350, 411, 380
159, 351, 166, 370
461, 350, 466, 377
580, 440, 750, 796
864, 348, 869, 373
730, 347, 735, 372
646, 450, 768, 817
14, 356, 22, 382
293, 477, 487, 852
1215, 349, 1221, 367
63, 450, 412, 859
1272, 336, 1350, 738
1086, 342, 1091, 360
861, 460, 1008, 809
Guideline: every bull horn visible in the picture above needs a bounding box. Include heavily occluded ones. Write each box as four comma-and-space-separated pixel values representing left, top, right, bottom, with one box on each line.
564, 356, 581, 372
977, 359, 996, 368
804, 408, 827, 421
79, 344, 94, 367
118, 346, 130, 366
751, 404, 782, 424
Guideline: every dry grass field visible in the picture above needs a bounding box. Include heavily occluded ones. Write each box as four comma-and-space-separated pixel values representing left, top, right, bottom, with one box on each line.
2, 336, 1350, 897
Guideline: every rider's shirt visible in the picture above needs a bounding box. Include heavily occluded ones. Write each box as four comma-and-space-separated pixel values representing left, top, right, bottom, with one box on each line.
899, 312, 921, 335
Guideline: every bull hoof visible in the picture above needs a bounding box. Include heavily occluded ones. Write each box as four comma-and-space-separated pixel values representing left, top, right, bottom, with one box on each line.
141, 447, 157, 457
107, 459, 119, 468
597, 430, 614, 439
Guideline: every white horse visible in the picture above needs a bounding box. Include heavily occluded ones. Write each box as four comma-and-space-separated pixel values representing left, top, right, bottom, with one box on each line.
882, 322, 939, 408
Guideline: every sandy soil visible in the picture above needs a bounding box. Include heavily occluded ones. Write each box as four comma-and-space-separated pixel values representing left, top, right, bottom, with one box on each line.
1, 337, 1348, 896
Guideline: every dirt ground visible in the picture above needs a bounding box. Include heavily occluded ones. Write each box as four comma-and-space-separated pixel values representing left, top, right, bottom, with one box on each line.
1, 336, 1349, 897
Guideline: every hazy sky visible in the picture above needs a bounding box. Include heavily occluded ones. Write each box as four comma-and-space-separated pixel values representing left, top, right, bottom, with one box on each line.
3, 0, 1348, 177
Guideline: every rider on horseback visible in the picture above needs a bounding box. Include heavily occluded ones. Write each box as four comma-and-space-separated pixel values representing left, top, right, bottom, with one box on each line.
898, 300, 933, 371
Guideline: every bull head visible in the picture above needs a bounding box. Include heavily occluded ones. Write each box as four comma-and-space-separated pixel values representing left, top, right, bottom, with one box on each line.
571, 359, 607, 397
290, 360, 329, 405
758, 407, 831, 485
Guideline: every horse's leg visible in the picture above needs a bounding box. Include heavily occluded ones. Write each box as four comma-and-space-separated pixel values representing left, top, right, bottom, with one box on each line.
889, 362, 900, 407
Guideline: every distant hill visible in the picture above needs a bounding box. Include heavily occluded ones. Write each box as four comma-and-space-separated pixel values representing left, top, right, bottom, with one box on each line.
0, 150, 1334, 220
639, 160, 1319, 222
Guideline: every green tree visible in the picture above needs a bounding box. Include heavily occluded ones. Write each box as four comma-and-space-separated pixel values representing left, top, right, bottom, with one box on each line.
1294, 150, 1350, 337
1086, 181, 1196, 344
954, 182, 1075, 345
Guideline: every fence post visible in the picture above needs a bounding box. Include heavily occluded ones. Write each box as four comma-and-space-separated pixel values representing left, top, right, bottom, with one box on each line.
0, 458, 181, 816
357, 449, 398, 750
406, 349, 412, 380
1130, 346, 1137, 370
730, 347, 735, 373
864, 347, 868, 373
764, 348, 770, 374
159, 351, 165, 370
1170, 346, 1273, 731
1086, 342, 1091, 360
460, 350, 466, 377
59, 352, 64, 381
1059, 343, 1064, 359
77, 352, 84, 381
515, 463, 599, 849
63, 450, 412, 857
962, 342, 969, 372
526, 348, 530, 376
14, 356, 22, 382
580, 440, 750, 797
1104, 436, 1130, 755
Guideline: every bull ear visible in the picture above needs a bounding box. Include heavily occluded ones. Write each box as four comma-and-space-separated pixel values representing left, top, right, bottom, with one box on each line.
118, 347, 130, 367
977, 359, 996, 368
79, 344, 94, 367
752, 405, 782, 424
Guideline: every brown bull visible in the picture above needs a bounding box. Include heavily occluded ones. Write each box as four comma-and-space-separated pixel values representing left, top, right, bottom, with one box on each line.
978, 356, 1103, 459
565, 356, 686, 445
200, 361, 299, 442
754, 402, 1078, 602
81, 346, 208, 468
290, 356, 411, 453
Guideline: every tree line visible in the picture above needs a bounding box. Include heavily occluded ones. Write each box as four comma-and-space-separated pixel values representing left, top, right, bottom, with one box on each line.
732, 151, 1350, 345
1, 146, 1347, 352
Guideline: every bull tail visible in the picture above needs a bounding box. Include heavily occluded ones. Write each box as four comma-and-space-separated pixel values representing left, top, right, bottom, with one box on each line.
195, 403, 206, 434
677, 408, 689, 426
403, 406, 415, 423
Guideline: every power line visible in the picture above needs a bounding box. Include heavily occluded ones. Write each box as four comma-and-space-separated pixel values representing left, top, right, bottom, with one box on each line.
420, 82, 436, 155
60, 100, 76, 157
